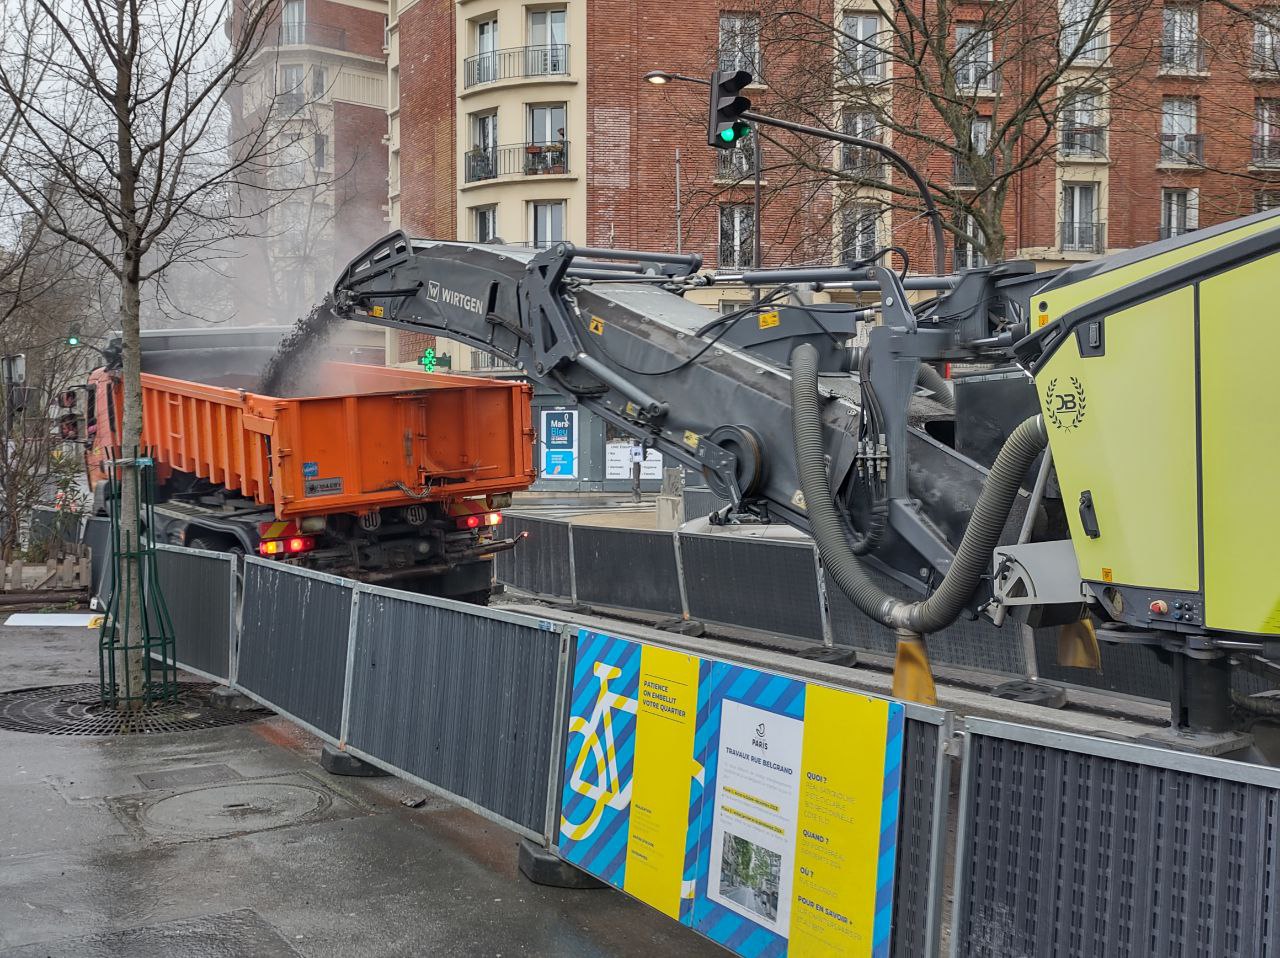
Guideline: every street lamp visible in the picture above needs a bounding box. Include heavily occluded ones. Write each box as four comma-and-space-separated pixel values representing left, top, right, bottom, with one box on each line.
642, 69, 762, 287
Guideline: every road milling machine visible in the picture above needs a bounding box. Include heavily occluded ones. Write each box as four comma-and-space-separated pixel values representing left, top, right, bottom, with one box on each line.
326, 208, 1280, 753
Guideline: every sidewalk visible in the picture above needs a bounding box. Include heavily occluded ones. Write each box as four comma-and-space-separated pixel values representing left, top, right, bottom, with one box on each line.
0, 624, 722, 957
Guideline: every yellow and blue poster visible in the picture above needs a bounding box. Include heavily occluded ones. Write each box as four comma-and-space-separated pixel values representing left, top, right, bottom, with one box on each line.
558, 628, 905, 957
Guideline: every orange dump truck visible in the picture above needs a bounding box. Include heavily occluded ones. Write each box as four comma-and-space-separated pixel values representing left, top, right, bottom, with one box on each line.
84, 339, 535, 602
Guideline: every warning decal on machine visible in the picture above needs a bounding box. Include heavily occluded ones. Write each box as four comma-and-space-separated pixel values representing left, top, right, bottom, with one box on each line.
304, 478, 344, 497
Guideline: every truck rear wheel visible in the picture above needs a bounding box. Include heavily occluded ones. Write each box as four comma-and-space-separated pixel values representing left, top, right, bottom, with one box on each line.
188, 534, 245, 558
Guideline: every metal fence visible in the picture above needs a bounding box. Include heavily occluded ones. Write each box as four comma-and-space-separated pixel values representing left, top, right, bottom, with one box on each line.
951, 719, 1280, 958
116, 546, 1280, 958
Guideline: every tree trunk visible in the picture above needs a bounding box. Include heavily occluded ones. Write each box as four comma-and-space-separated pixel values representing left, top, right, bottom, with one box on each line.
116, 254, 145, 708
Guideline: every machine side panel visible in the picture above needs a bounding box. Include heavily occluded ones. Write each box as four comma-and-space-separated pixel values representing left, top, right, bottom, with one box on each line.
1033, 214, 1280, 328
1199, 256, 1280, 635
1037, 287, 1200, 591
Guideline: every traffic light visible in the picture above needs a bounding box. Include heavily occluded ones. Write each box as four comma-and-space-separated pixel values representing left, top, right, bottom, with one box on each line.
707, 69, 753, 149
66, 334, 80, 347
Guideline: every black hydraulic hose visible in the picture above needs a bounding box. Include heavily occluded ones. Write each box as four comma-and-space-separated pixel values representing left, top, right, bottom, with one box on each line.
790, 343, 1047, 634
916, 362, 955, 411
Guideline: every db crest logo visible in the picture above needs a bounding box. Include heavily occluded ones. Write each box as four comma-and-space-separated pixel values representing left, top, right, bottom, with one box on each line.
1044, 376, 1087, 431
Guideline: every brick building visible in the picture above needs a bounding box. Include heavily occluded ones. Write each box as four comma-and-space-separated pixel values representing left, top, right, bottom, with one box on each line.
387, 0, 1280, 303
229, 0, 390, 324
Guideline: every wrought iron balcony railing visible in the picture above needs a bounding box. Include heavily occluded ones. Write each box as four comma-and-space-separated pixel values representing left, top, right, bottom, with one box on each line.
1060, 220, 1105, 253
1253, 137, 1280, 167
1061, 124, 1106, 158
1160, 40, 1207, 72
278, 22, 346, 49
464, 141, 571, 183
462, 45, 571, 88
1160, 133, 1204, 165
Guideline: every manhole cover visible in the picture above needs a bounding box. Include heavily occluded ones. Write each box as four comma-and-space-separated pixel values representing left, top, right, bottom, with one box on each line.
141, 781, 330, 834
0, 683, 269, 736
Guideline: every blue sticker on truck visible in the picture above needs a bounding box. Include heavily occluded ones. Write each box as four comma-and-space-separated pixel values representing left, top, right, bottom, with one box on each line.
303, 461, 319, 479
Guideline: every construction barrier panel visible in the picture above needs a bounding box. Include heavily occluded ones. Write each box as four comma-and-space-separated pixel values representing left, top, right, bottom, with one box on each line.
552, 625, 949, 958
678, 533, 826, 643
343, 585, 567, 838
153, 544, 236, 683
496, 514, 573, 599
237, 558, 353, 739
572, 526, 683, 615
951, 718, 1280, 958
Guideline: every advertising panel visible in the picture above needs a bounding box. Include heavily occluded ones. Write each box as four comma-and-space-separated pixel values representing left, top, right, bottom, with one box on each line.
540, 408, 578, 479
558, 629, 904, 957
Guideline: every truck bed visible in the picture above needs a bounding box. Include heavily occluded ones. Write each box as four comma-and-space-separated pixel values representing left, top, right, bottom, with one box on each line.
141, 362, 535, 518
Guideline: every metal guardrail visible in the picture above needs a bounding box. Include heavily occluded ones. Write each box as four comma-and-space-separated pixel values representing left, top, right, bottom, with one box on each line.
1060, 220, 1105, 253
1061, 124, 1106, 157
464, 141, 570, 183
951, 719, 1280, 958
1160, 132, 1204, 165
120, 539, 1280, 957
463, 44, 570, 88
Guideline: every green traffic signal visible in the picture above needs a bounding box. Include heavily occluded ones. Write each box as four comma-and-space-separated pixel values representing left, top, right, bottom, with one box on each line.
66, 335, 80, 347
708, 70, 753, 149
719, 121, 751, 144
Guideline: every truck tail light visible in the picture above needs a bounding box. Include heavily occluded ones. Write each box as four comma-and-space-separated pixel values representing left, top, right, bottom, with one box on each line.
259, 535, 315, 557
456, 511, 502, 530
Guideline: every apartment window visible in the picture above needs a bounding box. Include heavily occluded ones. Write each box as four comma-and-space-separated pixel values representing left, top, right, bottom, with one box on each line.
719, 13, 761, 75
1062, 92, 1105, 156
279, 64, 304, 95
954, 117, 991, 186
954, 215, 988, 270
1255, 189, 1280, 211
312, 66, 327, 98
1061, 182, 1101, 252
1059, 0, 1106, 61
1255, 12, 1280, 71
841, 205, 880, 262
466, 111, 498, 182
528, 9, 568, 74
1161, 97, 1201, 164
719, 203, 755, 268
473, 18, 498, 83
528, 103, 567, 144
281, 0, 304, 44
473, 205, 498, 243
1160, 188, 1198, 239
840, 15, 885, 82
530, 200, 566, 247
1255, 99, 1280, 165
1162, 5, 1202, 71
313, 133, 327, 171
841, 110, 882, 176
955, 26, 995, 90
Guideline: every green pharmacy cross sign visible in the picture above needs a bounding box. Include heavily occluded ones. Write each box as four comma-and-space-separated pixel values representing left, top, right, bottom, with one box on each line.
418, 347, 437, 373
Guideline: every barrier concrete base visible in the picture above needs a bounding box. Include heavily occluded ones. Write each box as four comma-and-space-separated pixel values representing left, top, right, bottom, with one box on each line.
319, 744, 390, 777
991, 679, 1068, 708
518, 839, 608, 889
1138, 725, 1253, 757
208, 686, 257, 711
793, 646, 859, 668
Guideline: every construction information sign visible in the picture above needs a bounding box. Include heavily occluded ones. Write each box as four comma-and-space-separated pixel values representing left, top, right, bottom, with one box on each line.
557, 628, 904, 957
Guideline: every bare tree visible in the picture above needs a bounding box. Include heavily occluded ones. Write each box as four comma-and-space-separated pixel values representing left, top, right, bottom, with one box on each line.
677, 0, 1153, 267
0, 0, 291, 703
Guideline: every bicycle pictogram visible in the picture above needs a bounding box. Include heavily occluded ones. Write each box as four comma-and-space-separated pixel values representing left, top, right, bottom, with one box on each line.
560, 661, 637, 842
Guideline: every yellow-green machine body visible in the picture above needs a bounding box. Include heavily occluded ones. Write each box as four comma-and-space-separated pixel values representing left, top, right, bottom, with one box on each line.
1027, 209, 1280, 639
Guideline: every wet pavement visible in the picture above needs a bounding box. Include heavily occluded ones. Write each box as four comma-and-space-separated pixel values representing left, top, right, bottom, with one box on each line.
0, 625, 723, 957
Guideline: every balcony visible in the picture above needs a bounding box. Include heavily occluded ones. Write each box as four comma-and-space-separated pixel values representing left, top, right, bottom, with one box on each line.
464, 141, 571, 184
841, 145, 886, 180
953, 156, 979, 188
955, 66, 1000, 93
462, 45, 571, 89
1060, 220, 1104, 253
1253, 138, 1280, 167
1061, 124, 1106, 158
1160, 40, 1207, 73
837, 50, 885, 85
1158, 224, 1196, 240
1159, 133, 1204, 165
278, 22, 346, 50
715, 149, 757, 181
718, 50, 761, 78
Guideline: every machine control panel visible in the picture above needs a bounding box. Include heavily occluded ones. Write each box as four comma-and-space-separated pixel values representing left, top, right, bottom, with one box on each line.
1146, 594, 1201, 626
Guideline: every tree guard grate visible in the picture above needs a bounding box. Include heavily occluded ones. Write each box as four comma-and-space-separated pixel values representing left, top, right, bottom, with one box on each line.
0, 682, 268, 736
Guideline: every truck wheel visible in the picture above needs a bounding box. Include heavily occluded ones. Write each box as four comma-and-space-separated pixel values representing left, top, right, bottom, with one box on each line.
188, 534, 244, 558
